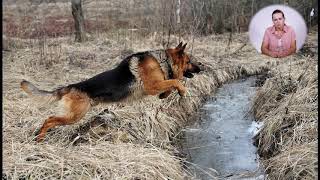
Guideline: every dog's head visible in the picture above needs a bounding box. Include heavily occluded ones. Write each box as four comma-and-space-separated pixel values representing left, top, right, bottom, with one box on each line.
183, 54, 203, 78
166, 42, 201, 79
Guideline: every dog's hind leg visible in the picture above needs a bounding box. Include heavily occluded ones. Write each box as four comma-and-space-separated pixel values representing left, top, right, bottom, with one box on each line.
36, 90, 91, 142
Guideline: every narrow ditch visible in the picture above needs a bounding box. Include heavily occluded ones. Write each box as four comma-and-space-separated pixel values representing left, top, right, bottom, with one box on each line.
182, 76, 265, 180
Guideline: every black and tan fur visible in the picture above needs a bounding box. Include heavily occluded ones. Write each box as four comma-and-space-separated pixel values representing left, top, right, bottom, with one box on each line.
20, 42, 201, 142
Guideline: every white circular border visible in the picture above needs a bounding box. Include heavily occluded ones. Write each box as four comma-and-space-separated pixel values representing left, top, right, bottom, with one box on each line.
249, 4, 307, 53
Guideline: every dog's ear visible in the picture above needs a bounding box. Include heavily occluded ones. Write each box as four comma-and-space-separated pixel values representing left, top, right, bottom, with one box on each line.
181, 43, 187, 51
176, 42, 183, 49
177, 43, 187, 55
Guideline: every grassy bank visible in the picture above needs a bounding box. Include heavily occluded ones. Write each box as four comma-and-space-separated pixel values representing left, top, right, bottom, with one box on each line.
3, 29, 317, 179
252, 30, 318, 179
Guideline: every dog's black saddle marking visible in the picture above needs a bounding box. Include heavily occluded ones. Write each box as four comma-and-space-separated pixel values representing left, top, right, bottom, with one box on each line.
68, 57, 136, 102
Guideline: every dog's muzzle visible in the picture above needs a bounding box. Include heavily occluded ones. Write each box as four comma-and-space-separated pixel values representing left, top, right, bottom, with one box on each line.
184, 71, 194, 78
183, 63, 201, 78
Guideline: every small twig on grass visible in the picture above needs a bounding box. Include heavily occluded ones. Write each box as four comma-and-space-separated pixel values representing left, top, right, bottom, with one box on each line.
231, 43, 247, 55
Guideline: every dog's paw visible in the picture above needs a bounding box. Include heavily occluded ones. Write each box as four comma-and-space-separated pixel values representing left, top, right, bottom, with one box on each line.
178, 88, 186, 97
33, 128, 49, 142
36, 136, 45, 143
34, 130, 45, 142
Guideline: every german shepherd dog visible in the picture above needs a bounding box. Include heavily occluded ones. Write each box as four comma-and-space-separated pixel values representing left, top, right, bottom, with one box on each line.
21, 42, 201, 142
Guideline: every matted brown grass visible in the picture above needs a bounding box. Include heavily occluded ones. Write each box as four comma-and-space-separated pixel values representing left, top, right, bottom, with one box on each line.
3, 27, 317, 179
252, 30, 318, 179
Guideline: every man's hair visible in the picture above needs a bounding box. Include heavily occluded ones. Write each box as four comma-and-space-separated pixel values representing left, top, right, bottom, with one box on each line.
272, 9, 285, 19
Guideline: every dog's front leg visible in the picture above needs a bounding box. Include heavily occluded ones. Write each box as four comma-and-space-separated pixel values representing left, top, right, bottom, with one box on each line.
144, 79, 186, 97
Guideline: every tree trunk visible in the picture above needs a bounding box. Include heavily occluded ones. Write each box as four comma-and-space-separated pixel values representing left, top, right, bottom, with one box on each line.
72, 0, 86, 42
251, 0, 254, 17
176, 0, 181, 24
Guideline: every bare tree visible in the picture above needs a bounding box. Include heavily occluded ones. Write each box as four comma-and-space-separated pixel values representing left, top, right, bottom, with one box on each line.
176, 0, 181, 24
72, 0, 86, 42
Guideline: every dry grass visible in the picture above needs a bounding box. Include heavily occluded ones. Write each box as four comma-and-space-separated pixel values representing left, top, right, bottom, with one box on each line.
252, 30, 318, 180
3, 29, 280, 179
3, 1, 164, 39
3, 142, 184, 179
265, 142, 317, 180
3, 3, 318, 177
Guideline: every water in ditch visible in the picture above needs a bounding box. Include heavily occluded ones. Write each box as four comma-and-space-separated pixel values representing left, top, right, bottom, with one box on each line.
182, 76, 264, 180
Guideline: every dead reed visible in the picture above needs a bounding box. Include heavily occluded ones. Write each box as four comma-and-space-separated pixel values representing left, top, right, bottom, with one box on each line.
3, 27, 317, 179
252, 31, 318, 179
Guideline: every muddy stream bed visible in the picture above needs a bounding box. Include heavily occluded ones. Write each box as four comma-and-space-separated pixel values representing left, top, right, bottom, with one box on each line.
182, 76, 265, 180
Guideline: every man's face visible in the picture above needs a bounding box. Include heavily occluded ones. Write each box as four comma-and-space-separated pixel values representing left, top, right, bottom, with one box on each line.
272, 13, 285, 29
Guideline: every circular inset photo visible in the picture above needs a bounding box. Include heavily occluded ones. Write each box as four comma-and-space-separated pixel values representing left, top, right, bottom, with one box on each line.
249, 5, 307, 58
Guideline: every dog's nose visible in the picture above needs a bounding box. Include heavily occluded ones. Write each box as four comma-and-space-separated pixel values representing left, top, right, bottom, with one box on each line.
194, 65, 201, 73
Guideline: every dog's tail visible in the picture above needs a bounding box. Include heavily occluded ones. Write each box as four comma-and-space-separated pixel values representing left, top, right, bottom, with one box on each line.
20, 80, 70, 103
